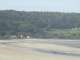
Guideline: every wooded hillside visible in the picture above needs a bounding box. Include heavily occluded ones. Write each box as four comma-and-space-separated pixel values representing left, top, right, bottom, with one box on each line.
0, 10, 80, 38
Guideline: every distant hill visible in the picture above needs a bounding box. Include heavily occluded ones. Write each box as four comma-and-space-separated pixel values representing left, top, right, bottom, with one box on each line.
0, 10, 80, 38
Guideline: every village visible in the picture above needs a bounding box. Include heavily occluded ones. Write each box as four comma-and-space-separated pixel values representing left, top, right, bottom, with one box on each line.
11, 35, 30, 39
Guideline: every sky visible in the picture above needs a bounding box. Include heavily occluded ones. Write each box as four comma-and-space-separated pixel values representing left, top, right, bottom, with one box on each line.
0, 0, 80, 13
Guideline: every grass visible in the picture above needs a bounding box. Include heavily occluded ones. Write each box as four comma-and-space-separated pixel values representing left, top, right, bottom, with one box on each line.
45, 29, 80, 34
44, 29, 80, 39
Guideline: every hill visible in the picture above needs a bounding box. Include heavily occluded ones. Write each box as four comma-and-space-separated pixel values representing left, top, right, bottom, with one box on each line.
0, 10, 80, 38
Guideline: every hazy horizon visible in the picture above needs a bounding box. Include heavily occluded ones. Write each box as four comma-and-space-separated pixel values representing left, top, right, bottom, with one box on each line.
0, 0, 80, 13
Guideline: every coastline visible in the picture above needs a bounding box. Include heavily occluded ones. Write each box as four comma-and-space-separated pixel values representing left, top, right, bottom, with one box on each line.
0, 39, 80, 60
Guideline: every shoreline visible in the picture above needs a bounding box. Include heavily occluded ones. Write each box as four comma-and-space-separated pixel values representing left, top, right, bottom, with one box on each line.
0, 38, 80, 40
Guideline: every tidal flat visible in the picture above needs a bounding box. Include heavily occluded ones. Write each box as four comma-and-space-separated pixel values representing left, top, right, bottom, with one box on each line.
0, 39, 80, 60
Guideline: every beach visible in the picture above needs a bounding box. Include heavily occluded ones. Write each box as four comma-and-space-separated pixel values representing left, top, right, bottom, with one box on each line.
0, 39, 80, 60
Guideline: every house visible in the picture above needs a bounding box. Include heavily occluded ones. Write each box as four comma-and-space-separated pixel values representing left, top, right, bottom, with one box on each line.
27, 36, 30, 39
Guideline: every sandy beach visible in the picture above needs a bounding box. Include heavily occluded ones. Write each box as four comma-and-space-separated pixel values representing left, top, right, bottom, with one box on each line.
0, 39, 80, 60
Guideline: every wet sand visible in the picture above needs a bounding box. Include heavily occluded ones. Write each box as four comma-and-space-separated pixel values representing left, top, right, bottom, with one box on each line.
0, 39, 80, 60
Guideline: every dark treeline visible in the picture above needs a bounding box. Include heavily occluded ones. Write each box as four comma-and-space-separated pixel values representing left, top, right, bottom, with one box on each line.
0, 10, 80, 38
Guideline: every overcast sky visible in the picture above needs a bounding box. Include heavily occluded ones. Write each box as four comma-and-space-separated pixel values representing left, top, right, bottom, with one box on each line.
0, 0, 80, 12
